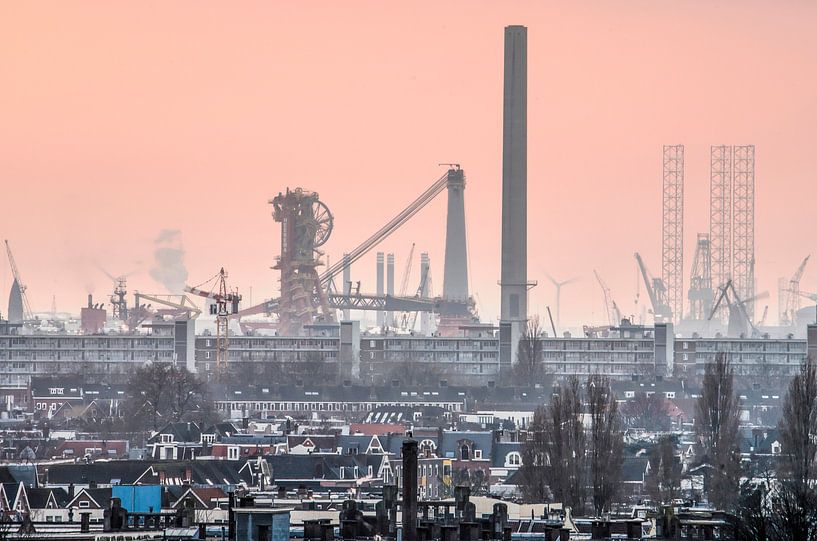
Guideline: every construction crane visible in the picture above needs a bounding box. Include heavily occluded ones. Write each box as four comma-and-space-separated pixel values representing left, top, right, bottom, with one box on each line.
634, 252, 672, 324
709, 280, 769, 338
130, 292, 202, 329
758, 305, 769, 327
782, 255, 810, 327
397, 244, 416, 330
4, 240, 33, 321
593, 269, 621, 327
407, 261, 432, 331
185, 268, 242, 376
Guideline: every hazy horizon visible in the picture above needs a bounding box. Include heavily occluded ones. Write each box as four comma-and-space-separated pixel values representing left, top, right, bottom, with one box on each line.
3, 2, 817, 329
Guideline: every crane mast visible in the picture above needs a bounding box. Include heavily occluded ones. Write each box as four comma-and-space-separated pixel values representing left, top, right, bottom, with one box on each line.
185, 268, 241, 377
784, 255, 810, 326
634, 252, 672, 324
593, 269, 619, 327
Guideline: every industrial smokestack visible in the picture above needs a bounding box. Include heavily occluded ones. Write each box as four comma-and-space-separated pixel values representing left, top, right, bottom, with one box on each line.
342, 252, 351, 321
420, 253, 431, 334
499, 26, 528, 367
87, 294, 93, 309
7, 279, 23, 324
442, 168, 469, 302
376, 252, 385, 327
401, 438, 418, 541
386, 253, 395, 327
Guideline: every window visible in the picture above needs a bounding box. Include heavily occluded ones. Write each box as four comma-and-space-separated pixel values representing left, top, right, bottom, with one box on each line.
505, 452, 522, 467
227, 447, 239, 460
419, 440, 436, 457
474, 450, 482, 460
79, 501, 90, 509
460, 445, 470, 461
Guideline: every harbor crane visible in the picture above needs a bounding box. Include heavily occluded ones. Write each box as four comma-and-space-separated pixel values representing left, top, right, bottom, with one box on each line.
709, 280, 769, 337
593, 269, 622, 327
781, 255, 810, 326
4, 240, 33, 321
185, 268, 241, 376
634, 252, 672, 324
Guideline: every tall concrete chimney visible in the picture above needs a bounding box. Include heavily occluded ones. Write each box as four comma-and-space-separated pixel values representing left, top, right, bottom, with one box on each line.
442, 168, 469, 302
376, 252, 385, 327
420, 252, 431, 334
499, 26, 528, 367
342, 252, 351, 321
386, 253, 395, 327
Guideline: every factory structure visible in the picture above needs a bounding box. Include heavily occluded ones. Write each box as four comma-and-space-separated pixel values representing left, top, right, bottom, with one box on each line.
0, 25, 815, 393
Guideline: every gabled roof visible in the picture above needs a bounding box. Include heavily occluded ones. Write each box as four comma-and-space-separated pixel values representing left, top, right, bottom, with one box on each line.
265, 453, 376, 481
66, 487, 112, 510
147, 422, 203, 444
621, 457, 649, 483
46, 460, 149, 485
169, 487, 228, 510
26, 487, 69, 510
0, 465, 37, 487
30, 377, 84, 399
287, 435, 337, 453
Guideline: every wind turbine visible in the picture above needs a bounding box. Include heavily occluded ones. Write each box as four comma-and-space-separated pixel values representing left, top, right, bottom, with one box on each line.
545, 272, 579, 329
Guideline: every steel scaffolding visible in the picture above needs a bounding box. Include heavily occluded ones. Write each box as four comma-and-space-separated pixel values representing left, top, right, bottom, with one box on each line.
733, 145, 756, 320
662, 145, 684, 324
710, 145, 733, 323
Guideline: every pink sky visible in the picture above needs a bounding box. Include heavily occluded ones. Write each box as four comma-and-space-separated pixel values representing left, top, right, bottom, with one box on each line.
2, 2, 816, 328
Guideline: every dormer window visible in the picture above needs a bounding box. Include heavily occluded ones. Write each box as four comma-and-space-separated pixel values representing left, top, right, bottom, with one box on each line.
505, 452, 522, 467
161, 434, 174, 444
419, 440, 436, 458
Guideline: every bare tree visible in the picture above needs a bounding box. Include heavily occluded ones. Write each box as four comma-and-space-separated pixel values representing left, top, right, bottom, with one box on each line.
518, 377, 587, 511
514, 317, 545, 385
732, 482, 772, 541
549, 377, 588, 514
770, 355, 817, 540
587, 375, 623, 515
695, 352, 741, 510
519, 405, 550, 502
126, 363, 217, 431
778, 356, 817, 484
621, 392, 671, 431
645, 435, 681, 504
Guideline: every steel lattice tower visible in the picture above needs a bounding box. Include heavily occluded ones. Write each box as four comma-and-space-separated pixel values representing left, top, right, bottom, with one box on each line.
733, 145, 756, 319
710, 145, 733, 323
688, 233, 713, 321
662, 145, 684, 324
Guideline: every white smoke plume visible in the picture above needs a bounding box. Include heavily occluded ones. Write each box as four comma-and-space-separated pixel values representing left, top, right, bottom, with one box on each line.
149, 229, 188, 293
